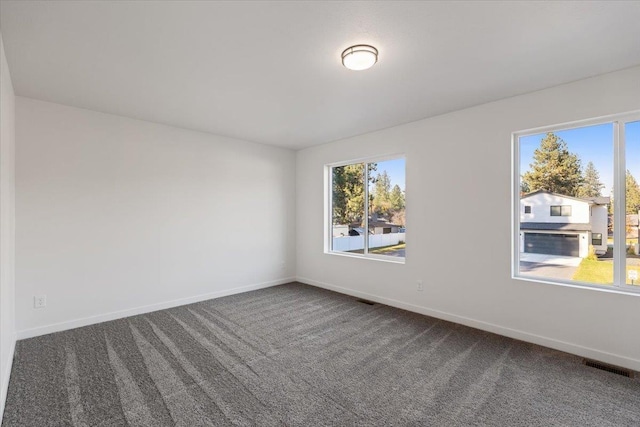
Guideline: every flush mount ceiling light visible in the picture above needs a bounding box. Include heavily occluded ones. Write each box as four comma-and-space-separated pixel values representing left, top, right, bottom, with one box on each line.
341, 45, 378, 71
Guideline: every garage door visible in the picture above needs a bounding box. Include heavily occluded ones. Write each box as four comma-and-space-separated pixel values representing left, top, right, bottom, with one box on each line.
524, 233, 579, 257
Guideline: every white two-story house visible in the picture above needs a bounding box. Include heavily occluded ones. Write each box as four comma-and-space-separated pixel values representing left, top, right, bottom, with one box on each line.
520, 190, 610, 257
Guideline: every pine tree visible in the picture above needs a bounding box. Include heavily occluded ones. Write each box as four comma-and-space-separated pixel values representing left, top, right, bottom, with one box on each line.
626, 170, 640, 214
371, 171, 392, 217
390, 184, 405, 211
332, 163, 377, 225
389, 184, 406, 226
332, 164, 364, 225
576, 161, 604, 198
521, 133, 583, 196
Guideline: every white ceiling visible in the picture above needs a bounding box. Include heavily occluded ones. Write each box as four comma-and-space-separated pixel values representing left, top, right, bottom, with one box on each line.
1, 1, 640, 150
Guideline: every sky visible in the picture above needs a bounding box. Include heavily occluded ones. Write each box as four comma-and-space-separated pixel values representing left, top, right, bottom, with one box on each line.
372, 158, 406, 191
519, 120, 640, 197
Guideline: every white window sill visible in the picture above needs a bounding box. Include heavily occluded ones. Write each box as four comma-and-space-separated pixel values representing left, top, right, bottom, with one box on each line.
513, 273, 640, 297
324, 251, 405, 264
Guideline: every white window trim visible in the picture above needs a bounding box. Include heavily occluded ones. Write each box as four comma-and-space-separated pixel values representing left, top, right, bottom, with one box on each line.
592, 233, 603, 246
512, 111, 640, 295
325, 153, 406, 264
550, 205, 572, 216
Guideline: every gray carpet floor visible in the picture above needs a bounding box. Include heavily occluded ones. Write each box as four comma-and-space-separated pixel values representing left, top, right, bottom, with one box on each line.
3, 282, 640, 426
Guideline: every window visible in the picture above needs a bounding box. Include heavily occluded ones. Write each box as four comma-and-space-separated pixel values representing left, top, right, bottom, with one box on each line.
329, 156, 406, 261
592, 233, 603, 246
550, 205, 572, 216
513, 111, 640, 293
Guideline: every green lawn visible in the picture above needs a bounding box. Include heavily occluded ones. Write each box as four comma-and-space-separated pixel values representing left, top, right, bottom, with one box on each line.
370, 242, 405, 254
572, 260, 613, 284
607, 238, 637, 245
573, 259, 640, 286
348, 243, 405, 255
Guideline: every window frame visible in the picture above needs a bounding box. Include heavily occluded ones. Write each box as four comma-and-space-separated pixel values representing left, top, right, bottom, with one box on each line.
512, 111, 640, 295
592, 233, 603, 246
326, 154, 406, 264
550, 205, 572, 216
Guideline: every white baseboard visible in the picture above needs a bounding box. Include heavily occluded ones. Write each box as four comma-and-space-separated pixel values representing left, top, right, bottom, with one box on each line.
297, 276, 640, 372
16, 277, 295, 340
0, 333, 16, 425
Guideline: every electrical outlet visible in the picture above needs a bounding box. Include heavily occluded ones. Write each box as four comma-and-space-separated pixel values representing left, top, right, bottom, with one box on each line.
416, 280, 423, 291
34, 295, 47, 309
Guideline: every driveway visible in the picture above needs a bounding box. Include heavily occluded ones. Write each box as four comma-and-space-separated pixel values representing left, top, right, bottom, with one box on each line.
519, 261, 577, 280
519, 253, 581, 280
519, 253, 582, 267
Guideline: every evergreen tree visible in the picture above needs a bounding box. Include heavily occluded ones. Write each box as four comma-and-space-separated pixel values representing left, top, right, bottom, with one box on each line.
333, 165, 405, 228
389, 184, 406, 226
332, 163, 377, 225
521, 133, 583, 196
576, 161, 604, 198
371, 171, 392, 217
390, 184, 405, 211
626, 170, 640, 214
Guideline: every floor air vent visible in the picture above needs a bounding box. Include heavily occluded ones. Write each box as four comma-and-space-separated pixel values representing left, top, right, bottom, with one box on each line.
356, 298, 376, 306
583, 359, 635, 378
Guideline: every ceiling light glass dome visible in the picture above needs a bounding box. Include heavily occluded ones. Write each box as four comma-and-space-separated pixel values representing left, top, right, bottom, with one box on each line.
341, 45, 378, 71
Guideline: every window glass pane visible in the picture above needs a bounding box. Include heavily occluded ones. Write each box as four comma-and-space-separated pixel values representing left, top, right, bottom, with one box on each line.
625, 120, 640, 287
367, 158, 406, 258
331, 163, 365, 254
518, 124, 613, 285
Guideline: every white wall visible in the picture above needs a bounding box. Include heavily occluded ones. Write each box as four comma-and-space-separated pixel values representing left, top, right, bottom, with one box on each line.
521, 193, 590, 224
591, 205, 608, 254
521, 193, 609, 255
0, 34, 16, 418
296, 65, 640, 371
15, 98, 296, 337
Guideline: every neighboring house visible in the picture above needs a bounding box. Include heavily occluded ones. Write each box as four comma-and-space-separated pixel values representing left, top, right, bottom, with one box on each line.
520, 190, 610, 257
347, 214, 402, 236
365, 213, 401, 235
369, 220, 401, 235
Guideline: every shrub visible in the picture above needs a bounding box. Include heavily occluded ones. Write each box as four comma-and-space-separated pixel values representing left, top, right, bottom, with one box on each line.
586, 245, 598, 261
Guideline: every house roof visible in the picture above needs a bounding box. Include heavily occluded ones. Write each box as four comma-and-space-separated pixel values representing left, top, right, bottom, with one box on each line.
520, 222, 592, 231
521, 190, 610, 205
584, 196, 611, 205
370, 221, 400, 228
350, 219, 401, 228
